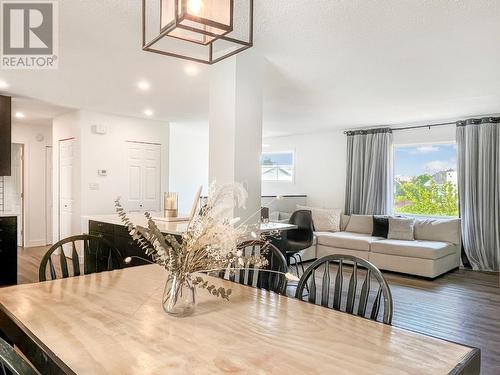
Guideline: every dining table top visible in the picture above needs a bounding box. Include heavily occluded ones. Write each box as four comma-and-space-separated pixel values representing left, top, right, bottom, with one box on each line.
0, 265, 479, 374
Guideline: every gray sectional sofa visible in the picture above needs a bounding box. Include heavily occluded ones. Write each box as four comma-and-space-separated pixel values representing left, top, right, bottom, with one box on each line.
281, 213, 461, 278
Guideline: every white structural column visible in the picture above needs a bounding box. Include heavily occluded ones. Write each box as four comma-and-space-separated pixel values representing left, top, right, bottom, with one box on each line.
208, 51, 263, 222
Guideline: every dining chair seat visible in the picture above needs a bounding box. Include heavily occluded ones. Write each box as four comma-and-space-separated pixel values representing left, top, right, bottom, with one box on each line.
284, 239, 311, 253
39, 234, 124, 282
295, 254, 393, 324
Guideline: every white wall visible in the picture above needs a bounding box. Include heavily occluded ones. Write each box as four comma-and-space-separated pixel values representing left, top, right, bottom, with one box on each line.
262, 130, 347, 209
79, 110, 169, 217
168, 122, 209, 214
392, 124, 456, 145
52, 110, 169, 240
12, 122, 53, 247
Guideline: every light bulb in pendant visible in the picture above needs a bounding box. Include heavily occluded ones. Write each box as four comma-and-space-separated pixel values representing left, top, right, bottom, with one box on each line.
188, 0, 203, 15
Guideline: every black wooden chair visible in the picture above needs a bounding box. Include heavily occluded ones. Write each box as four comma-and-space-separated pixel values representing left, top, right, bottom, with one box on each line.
295, 254, 393, 324
0, 337, 37, 375
39, 234, 124, 282
215, 240, 288, 295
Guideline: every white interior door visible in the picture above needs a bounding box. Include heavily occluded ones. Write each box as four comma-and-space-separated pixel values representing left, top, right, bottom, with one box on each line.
46, 146, 53, 245
142, 144, 161, 211
59, 139, 74, 246
126, 142, 161, 212
126, 143, 144, 212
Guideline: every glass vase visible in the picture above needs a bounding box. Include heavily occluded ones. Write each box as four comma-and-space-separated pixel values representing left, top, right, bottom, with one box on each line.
162, 275, 196, 317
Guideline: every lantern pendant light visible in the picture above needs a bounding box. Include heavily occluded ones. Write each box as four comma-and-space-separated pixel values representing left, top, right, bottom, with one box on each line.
161, 0, 233, 45
142, 0, 253, 65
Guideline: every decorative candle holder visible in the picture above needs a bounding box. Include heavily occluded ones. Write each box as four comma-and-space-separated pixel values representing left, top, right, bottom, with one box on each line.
164, 192, 178, 218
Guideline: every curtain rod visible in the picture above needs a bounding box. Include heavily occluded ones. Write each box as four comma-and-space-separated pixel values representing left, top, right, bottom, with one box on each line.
343, 115, 500, 134
343, 121, 455, 134
391, 121, 455, 132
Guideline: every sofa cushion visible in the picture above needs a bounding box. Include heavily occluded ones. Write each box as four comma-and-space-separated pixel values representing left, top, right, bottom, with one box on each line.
296, 205, 341, 232
345, 215, 373, 234
340, 215, 350, 231
414, 218, 461, 245
388, 217, 415, 240
316, 231, 384, 251
371, 239, 457, 260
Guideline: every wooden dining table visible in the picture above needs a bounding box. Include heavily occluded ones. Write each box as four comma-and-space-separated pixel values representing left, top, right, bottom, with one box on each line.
0, 265, 480, 374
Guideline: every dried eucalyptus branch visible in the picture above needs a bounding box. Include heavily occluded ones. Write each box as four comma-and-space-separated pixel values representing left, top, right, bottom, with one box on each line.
114, 183, 270, 301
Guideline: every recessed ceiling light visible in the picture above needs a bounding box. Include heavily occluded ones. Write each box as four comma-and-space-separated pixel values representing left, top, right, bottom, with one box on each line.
15, 112, 25, 119
144, 109, 154, 117
0, 80, 9, 89
184, 65, 199, 76
137, 80, 151, 91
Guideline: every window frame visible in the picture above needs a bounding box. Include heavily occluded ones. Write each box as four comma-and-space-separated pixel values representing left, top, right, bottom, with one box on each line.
391, 141, 459, 219
261, 150, 295, 184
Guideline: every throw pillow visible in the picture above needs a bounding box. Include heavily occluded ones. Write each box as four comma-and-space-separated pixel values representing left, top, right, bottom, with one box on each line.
296, 205, 341, 232
345, 214, 373, 234
387, 217, 415, 241
372, 216, 389, 238
414, 218, 461, 244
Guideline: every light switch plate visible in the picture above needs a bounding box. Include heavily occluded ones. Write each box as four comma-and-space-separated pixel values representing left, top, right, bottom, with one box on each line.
89, 183, 99, 191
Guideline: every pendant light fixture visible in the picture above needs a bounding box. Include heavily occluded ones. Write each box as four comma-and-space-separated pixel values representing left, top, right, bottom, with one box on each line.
142, 0, 253, 64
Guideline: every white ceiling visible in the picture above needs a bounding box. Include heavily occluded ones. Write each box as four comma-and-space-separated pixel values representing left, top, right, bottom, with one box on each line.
1, 0, 500, 137
10, 97, 70, 126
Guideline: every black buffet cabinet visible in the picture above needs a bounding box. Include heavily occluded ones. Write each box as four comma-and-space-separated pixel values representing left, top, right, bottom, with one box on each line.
0, 216, 17, 286
89, 220, 151, 266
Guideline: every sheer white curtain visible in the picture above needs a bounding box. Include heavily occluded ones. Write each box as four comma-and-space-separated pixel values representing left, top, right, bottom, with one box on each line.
344, 129, 392, 215
457, 118, 500, 271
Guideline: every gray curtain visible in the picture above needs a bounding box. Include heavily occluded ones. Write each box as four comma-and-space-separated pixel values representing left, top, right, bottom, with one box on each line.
344, 128, 392, 215
457, 117, 500, 271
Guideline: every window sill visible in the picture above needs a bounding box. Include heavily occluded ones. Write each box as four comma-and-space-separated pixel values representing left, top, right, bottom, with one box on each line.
392, 213, 459, 220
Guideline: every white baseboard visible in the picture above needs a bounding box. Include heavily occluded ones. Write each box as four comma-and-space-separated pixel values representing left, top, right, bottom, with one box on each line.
26, 239, 48, 248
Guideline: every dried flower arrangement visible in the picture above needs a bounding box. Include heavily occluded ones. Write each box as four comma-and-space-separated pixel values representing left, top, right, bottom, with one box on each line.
115, 183, 275, 314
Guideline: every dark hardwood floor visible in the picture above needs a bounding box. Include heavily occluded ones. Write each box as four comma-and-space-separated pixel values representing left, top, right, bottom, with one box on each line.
13, 246, 500, 374
17, 246, 50, 284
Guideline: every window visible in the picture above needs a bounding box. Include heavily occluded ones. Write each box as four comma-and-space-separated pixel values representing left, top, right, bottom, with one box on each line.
393, 143, 458, 217
261, 151, 294, 182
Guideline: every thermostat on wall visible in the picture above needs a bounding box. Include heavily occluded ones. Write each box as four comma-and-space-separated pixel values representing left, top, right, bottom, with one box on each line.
98, 169, 108, 176
92, 124, 107, 134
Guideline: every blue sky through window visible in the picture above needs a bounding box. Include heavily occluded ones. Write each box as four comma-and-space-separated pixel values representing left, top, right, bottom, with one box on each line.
394, 144, 456, 177
261, 152, 293, 166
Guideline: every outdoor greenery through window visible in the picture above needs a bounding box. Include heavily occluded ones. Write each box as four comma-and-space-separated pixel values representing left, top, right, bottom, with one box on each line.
394, 143, 459, 217
261, 151, 294, 182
